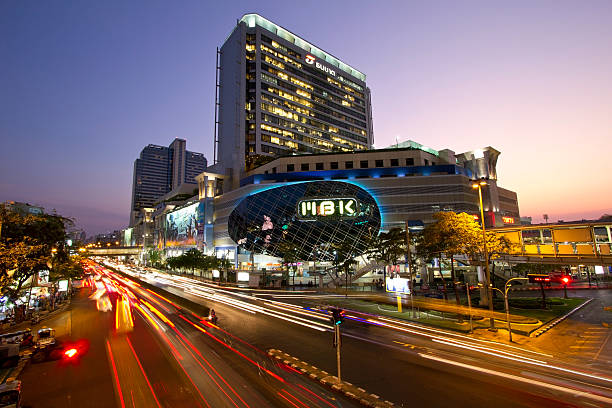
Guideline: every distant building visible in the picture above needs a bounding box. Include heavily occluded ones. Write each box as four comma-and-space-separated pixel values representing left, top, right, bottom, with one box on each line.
88, 230, 122, 246
130, 138, 206, 226
2, 201, 44, 216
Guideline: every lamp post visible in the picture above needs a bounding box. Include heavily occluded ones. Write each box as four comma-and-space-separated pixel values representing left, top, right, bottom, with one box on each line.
492, 277, 528, 342
465, 283, 473, 333
472, 179, 495, 331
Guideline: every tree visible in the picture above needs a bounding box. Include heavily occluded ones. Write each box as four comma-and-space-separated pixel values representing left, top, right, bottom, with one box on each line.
277, 240, 299, 285
331, 240, 360, 292
416, 212, 481, 304
147, 249, 163, 268
0, 208, 72, 302
478, 233, 516, 297
366, 228, 405, 271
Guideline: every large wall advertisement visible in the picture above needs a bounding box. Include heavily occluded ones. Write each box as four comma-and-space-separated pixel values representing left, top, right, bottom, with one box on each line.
165, 202, 203, 247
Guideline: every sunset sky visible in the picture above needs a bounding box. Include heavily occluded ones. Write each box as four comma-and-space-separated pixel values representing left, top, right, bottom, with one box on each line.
1, 0, 611, 234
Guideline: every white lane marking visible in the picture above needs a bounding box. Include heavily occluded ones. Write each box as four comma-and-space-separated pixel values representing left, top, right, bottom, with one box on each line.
419, 353, 612, 405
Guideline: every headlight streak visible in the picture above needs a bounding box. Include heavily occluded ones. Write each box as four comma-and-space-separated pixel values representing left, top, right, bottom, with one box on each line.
376, 316, 554, 358
186, 288, 330, 332
101, 262, 612, 397
169, 326, 252, 408
419, 353, 612, 405
374, 318, 612, 385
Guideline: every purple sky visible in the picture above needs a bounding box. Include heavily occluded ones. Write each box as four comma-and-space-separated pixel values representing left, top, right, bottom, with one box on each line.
2, 1, 611, 235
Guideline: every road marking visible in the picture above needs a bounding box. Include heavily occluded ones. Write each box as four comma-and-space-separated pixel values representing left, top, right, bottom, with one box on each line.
594, 330, 612, 361
419, 353, 612, 405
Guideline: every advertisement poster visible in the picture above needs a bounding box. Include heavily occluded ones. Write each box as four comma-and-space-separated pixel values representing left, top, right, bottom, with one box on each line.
165, 202, 201, 247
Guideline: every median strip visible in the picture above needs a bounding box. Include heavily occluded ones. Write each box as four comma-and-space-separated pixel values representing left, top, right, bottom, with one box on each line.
531, 298, 594, 337
268, 348, 394, 407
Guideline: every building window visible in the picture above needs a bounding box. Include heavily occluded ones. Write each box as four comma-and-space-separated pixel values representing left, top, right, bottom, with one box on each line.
390, 158, 399, 167
287, 164, 294, 172
424, 159, 429, 166
431, 161, 435, 166
375, 159, 384, 167
345, 161, 353, 169
316, 162, 324, 170
272, 167, 277, 174
330, 161, 339, 169
406, 158, 414, 166
360, 160, 368, 169
301, 163, 309, 171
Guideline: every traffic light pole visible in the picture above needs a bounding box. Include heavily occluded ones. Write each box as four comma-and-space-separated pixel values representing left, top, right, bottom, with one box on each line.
335, 324, 341, 383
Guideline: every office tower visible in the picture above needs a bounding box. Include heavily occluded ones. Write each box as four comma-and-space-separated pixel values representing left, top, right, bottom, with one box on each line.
216, 13, 373, 190
130, 138, 206, 225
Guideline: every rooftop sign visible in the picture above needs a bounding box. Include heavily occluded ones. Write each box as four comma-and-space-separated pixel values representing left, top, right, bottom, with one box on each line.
239, 13, 365, 82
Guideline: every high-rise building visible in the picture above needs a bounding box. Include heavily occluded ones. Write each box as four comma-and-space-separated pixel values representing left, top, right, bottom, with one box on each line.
216, 13, 374, 190
130, 139, 206, 225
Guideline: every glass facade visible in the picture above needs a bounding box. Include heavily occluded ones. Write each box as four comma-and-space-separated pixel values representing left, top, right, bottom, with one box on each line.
227, 181, 381, 261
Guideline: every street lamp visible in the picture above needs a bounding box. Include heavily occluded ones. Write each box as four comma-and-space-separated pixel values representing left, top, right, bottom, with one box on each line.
472, 179, 495, 331
491, 277, 528, 342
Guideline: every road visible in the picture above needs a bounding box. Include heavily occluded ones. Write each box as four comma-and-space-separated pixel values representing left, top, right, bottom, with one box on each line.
105, 261, 612, 407
19, 265, 360, 407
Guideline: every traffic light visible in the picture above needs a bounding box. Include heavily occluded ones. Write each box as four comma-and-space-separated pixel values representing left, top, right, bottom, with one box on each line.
330, 308, 345, 325
561, 276, 570, 285
528, 274, 551, 284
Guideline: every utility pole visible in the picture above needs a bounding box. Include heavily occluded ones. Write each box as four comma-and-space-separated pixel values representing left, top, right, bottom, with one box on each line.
405, 220, 416, 318
466, 284, 473, 333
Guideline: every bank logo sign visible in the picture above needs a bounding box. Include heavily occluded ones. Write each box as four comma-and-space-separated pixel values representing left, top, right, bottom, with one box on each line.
297, 197, 358, 220
304, 54, 336, 77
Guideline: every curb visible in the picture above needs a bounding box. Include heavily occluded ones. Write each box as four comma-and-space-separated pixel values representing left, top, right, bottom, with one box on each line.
5, 355, 30, 383
268, 349, 394, 407
531, 298, 594, 337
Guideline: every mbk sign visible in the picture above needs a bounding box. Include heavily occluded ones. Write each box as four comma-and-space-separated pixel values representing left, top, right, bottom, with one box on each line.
297, 197, 358, 220
304, 54, 336, 77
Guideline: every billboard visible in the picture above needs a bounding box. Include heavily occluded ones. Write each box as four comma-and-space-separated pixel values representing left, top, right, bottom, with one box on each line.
386, 276, 411, 294
165, 202, 202, 247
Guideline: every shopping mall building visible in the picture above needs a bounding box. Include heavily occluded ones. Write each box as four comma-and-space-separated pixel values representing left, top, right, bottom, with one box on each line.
146, 141, 520, 272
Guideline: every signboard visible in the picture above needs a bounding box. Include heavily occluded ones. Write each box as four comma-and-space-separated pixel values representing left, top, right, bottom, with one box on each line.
502, 216, 515, 224
304, 54, 336, 76
297, 197, 358, 220
58, 280, 69, 292
386, 276, 411, 294
165, 202, 202, 247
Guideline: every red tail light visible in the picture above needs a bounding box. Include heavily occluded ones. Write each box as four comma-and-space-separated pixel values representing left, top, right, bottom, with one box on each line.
64, 348, 78, 358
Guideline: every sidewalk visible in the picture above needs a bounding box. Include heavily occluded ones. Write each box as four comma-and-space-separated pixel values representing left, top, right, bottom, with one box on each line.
0, 300, 72, 335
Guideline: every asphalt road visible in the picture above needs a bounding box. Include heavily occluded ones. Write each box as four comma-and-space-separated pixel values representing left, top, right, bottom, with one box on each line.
19, 274, 360, 408
107, 264, 612, 408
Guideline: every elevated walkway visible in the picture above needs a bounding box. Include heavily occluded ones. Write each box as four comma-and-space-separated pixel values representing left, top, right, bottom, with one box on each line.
87, 246, 141, 256
491, 222, 612, 265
